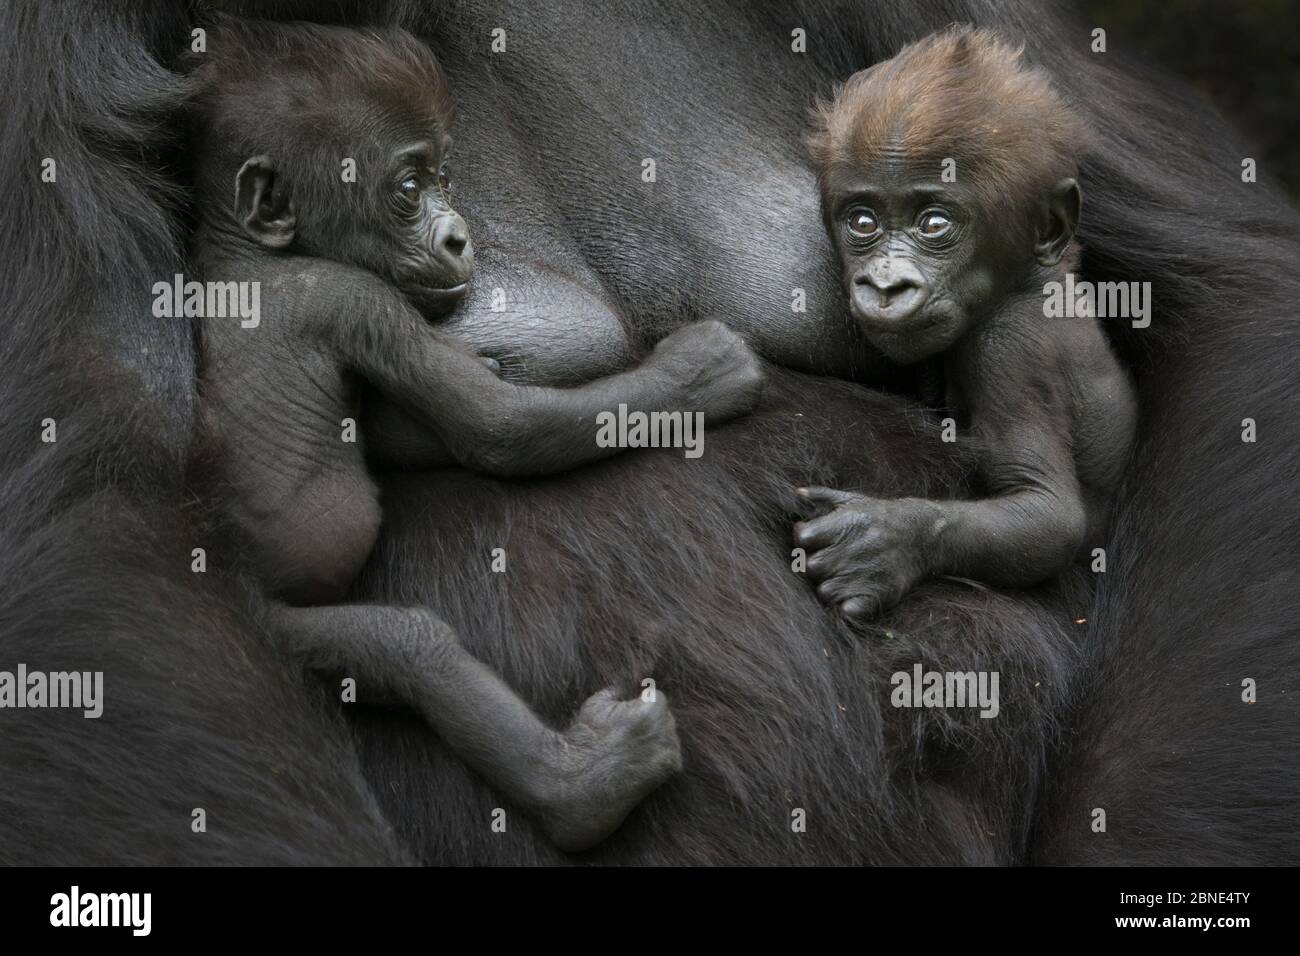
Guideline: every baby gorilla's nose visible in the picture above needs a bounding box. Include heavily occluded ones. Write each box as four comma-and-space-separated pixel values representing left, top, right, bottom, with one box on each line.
441, 220, 468, 257
433, 214, 471, 259
429, 212, 475, 288
853, 257, 927, 321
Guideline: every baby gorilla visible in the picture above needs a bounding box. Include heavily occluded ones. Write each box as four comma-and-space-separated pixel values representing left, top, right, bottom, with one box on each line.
797, 26, 1136, 622
186, 20, 764, 850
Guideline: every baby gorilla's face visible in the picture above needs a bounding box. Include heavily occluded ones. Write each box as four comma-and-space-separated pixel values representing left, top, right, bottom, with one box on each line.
384, 138, 476, 316
303, 131, 476, 318
825, 158, 1014, 365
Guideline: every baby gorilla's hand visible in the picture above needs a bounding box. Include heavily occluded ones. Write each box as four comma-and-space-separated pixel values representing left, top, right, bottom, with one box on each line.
534, 688, 683, 852
793, 487, 931, 624
649, 320, 765, 419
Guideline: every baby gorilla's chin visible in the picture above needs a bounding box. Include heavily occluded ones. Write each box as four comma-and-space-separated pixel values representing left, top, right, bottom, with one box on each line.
852, 304, 962, 365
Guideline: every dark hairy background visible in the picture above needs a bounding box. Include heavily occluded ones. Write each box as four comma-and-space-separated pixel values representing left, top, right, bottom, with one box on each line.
1086, 0, 1300, 197
0, 0, 1296, 866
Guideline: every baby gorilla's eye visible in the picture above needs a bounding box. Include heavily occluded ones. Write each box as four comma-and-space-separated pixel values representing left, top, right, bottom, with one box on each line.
437, 164, 451, 195
918, 210, 953, 238
846, 208, 879, 239
398, 177, 421, 202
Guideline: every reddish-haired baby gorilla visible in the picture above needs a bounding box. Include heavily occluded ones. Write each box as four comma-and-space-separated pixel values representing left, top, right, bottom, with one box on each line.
798, 27, 1137, 622
186, 19, 764, 850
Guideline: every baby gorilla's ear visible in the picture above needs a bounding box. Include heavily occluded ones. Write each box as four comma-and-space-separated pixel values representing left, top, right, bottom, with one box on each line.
234, 155, 296, 249
1033, 177, 1081, 267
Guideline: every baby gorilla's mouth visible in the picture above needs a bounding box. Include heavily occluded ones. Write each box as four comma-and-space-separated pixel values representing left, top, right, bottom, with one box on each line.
402, 281, 470, 316
850, 287, 932, 329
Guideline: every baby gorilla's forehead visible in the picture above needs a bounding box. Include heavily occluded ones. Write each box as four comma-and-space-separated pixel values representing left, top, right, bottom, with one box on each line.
308, 86, 451, 140
825, 159, 975, 212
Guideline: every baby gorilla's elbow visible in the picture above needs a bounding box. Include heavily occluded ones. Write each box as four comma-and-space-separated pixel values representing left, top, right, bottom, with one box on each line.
989, 489, 1088, 587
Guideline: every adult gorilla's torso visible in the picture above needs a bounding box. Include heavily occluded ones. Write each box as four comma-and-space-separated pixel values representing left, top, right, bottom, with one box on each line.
423, 2, 890, 384
342, 0, 1082, 864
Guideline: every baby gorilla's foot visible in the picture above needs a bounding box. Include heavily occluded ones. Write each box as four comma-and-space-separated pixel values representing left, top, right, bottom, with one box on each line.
534, 688, 683, 852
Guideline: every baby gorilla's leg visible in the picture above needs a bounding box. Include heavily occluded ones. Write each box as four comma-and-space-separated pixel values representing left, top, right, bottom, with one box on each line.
268, 604, 682, 851
253, 468, 382, 605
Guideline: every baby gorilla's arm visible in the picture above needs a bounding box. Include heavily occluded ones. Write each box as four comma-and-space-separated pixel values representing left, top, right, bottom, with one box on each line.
360, 397, 454, 470
795, 405, 1086, 623
270, 604, 682, 852
336, 296, 764, 476
360, 355, 500, 471
445, 319, 764, 476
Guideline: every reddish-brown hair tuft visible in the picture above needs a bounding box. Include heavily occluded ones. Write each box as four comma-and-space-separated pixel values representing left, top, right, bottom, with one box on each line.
808, 25, 1090, 218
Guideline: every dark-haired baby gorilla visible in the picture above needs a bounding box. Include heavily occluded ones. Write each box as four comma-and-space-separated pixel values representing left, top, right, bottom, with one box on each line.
186, 19, 765, 850
797, 27, 1136, 622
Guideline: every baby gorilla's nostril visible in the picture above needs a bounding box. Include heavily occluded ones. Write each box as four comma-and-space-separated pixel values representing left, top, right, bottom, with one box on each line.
866, 273, 918, 296
879, 279, 920, 306
444, 232, 467, 257
857, 257, 925, 310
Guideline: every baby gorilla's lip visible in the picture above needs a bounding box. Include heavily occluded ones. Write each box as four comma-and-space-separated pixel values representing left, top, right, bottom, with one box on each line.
422, 281, 469, 295
403, 281, 470, 311
850, 294, 932, 331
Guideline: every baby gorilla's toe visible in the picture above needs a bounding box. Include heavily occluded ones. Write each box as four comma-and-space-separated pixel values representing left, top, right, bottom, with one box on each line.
537, 689, 682, 852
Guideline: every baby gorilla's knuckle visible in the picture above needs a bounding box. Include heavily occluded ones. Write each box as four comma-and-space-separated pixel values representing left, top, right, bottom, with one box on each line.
579, 687, 621, 720
393, 605, 444, 639
853, 526, 885, 554
643, 689, 671, 713
737, 354, 765, 393
634, 703, 675, 744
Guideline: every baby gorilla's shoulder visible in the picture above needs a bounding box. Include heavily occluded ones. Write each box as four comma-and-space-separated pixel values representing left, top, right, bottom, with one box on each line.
263, 257, 406, 317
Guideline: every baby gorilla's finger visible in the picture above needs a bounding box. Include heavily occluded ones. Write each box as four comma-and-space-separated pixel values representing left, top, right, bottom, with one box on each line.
804, 542, 848, 580
839, 595, 880, 624
816, 575, 862, 605
796, 485, 860, 509
793, 511, 854, 549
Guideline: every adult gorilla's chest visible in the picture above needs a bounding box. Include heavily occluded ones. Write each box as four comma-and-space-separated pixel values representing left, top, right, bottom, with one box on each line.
418, 1, 890, 385
340, 0, 1081, 866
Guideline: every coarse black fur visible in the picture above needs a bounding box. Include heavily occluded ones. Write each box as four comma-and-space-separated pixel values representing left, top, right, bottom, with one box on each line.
0, 2, 406, 864
0, 0, 1296, 864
